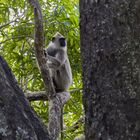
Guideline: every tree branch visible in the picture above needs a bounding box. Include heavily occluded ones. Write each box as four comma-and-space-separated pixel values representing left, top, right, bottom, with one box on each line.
0, 35, 32, 45
0, 20, 17, 29
28, 0, 56, 99
25, 91, 48, 101
25, 89, 82, 101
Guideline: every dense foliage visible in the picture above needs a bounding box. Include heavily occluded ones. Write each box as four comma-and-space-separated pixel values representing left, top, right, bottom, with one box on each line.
0, 0, 82, 139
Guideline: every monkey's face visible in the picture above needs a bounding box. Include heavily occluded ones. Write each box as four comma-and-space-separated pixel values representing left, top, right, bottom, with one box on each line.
59, 38, 66, 47
50, 32, 67, 48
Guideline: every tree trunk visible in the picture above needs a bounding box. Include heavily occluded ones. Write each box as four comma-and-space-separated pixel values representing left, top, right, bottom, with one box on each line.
80, 0, 140, 140
0, 56, 50, 140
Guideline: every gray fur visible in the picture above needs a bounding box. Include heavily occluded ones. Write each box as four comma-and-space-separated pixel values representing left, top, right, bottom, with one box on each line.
44, 32, 72, 92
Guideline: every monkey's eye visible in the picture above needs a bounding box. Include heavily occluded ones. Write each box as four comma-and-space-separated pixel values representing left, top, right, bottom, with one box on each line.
52, 37, 55, 42
59, 38, 66, 47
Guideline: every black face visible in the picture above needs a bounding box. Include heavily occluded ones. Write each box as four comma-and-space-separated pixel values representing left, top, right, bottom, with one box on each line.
59, 38, 66, 47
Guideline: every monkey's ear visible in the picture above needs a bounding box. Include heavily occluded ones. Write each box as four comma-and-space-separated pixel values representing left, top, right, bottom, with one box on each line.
52, 37, 55, 42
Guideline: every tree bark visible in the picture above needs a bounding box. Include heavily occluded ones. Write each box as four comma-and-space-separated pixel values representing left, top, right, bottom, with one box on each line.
0, 56, 50, 140
25, 89, 81, 101
80, 0, 140, 140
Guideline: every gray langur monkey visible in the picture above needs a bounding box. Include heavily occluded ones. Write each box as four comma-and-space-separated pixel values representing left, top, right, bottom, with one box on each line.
44, 32, 72, 92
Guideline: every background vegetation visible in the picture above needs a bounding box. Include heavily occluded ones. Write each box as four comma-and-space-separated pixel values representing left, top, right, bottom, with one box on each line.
0, 0, 82, 139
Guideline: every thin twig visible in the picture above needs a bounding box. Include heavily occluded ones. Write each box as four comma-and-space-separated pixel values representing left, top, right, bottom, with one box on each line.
0, 35, 32, 45
0, 20, 17, 29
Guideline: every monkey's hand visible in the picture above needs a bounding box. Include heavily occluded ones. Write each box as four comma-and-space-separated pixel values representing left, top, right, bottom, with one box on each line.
47, 55, 61, 70
47, 61, 60, 70
44, 49, 49, 61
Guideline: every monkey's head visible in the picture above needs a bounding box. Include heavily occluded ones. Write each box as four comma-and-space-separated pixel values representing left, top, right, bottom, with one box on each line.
48, 32, 67, 49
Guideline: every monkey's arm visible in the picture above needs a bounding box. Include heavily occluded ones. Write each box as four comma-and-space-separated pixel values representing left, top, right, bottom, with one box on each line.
44, 48, 59, 68
47, 51, 66, 70
44, 47, 56, 57
47, 55, 61, 68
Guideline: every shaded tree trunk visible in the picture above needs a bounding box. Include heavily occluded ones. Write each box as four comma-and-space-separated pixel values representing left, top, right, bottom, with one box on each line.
0, 56, 50, 140
80, 0, 140, 140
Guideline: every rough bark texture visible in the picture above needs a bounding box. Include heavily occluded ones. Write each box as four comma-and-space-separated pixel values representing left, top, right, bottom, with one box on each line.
0, 56, 50, 140
48, 91, 70, 140
80, 0, 140, 140
25, 91, 48, 101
